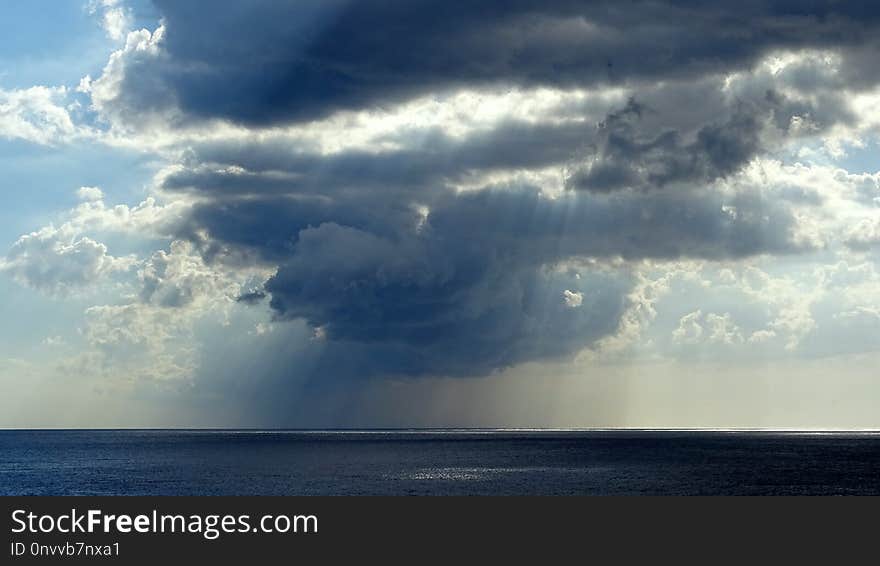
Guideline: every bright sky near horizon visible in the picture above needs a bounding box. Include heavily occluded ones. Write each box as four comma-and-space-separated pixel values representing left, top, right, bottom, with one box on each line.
2, 1, 880, 428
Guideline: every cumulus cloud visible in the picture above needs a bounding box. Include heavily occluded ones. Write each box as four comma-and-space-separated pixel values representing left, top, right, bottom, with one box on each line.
89, 0, 133, 41
0, 86, 81, 145
562, 290, 583, 308
82, 302, 199, 382
845, 218, 880, 251
75, 238, 272, 383
139, 240, 247, 308
0, 225, 131, 295
76, 186, 105, 202
2, 185, 191, 295
66, 194, 190, 240
626, 256, 880, 362
89, 24, 172, 133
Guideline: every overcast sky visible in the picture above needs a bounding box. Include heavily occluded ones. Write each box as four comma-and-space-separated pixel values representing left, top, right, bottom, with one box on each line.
2, 1, 880, 428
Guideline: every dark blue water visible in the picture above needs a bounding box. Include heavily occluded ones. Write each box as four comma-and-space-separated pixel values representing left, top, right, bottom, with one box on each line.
2, 430, 880, 495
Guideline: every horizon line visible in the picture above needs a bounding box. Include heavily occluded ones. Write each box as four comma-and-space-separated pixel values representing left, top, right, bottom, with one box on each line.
4, 427, 880, 433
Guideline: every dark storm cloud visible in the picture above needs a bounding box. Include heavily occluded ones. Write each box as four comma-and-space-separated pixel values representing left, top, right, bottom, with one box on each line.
566, 99, 763, 192
179, 193, 423, 264
161, 74, 853, 203
183, 181, 807, 269
108, 0, 880, 127
178, 181, 809, 377
110, 1, 872, 379
423, 187, 806, 262
565, 79, 857, 193
268, 236, 630, 377
163, 120, 594, 197
236, 290, 266, 305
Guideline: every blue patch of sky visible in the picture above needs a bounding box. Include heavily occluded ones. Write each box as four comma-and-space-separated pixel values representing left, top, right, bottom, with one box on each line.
835, 139, 880, 175
0, 138, 160, 246
0, 0, 159, 89
780, 135, 880, 174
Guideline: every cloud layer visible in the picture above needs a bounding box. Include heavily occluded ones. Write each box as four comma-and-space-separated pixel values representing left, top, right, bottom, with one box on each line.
102, 1, 880, 126
6, 1, 880, 415
89, 2, 880, 379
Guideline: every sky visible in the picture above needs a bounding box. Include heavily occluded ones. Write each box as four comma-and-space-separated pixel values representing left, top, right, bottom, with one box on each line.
1, 1, 880, 429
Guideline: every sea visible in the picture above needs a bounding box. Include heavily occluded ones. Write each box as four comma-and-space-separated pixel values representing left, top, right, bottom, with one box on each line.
2, 430, 880, 495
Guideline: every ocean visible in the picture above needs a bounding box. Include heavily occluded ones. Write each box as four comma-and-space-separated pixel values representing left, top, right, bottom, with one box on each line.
2, 430, 879, 495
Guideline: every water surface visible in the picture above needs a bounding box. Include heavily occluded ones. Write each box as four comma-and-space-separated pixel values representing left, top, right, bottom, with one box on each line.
2, 430, 879, 495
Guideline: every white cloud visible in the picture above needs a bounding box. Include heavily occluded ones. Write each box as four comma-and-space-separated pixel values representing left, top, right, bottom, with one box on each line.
672, 310, 704, 345
748, 329, 777, 343
88, 0, 133, 41
845, 217, 880, 250
0, 86, 82, 145
139, 240, 250, 309
250, 322, 273, 336
76, 186, 105, 202
834, 306, 880, 322
0, 225, 132, 295
87, 24, 183, 140
1, 183, 196, 299
672, 310, 743, 346
74, 238, 273, 382
82, 302, 199, 382
67, 194, 190, 239
42, 336, 66, 347
587, 262, 702, 359
562, 289, 583, 308
704, 313, 744, 345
